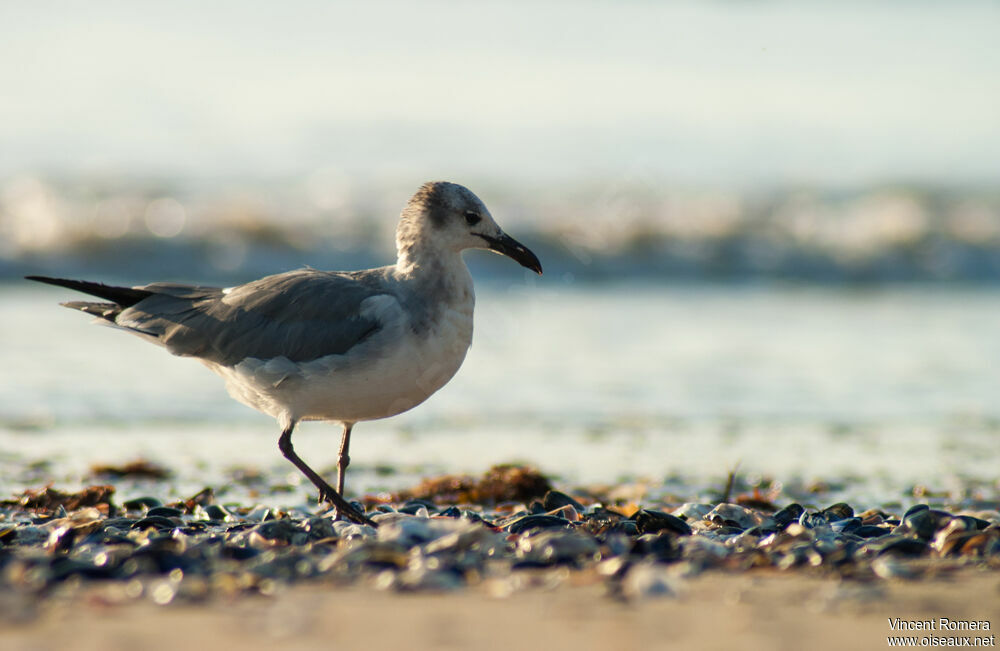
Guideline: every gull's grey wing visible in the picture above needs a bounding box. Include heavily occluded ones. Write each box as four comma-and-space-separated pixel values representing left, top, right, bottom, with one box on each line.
116, 268, 394, 366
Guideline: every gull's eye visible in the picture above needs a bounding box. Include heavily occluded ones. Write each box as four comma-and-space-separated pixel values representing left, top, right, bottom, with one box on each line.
464, 211, 482, 226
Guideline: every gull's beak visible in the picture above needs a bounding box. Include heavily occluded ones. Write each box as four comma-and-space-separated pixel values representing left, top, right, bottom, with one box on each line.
477, 232, 543, 275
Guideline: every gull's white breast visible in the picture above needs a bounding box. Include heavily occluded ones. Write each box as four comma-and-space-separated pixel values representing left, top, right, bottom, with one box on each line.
207, 291, 475, 427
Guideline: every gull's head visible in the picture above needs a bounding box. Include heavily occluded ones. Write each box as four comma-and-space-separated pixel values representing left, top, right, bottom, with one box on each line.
397, 181, 542, 274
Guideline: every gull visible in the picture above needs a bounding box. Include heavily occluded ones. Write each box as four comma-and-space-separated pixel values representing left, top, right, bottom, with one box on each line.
26, 181, 542, 526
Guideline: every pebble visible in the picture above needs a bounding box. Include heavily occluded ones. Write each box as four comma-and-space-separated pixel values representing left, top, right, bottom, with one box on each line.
515, 529, 599, 565
0, 476, 997, 610
703, 503, 764, 530
122, 496, 162, 510
542, 490, 585, 512
505, 514, 573, 534
634, 509, 693, 536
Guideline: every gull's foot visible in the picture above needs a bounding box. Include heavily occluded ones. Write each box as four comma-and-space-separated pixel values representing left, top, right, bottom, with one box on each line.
319, 487, 375, 527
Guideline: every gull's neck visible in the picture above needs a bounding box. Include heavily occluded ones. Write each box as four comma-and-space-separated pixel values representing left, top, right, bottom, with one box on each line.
394, 237, 475, 309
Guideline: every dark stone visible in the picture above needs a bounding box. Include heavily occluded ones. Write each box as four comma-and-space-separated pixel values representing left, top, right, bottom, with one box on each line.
955, 515, 990, 531
177, 526, 208, 537
123, 547, 190, 574
460, 511, 486, 525
146, 506, 184, 518
772, 503, 805, 528
630, 532, 682, 562
122, 496, 162, 510
94, 532, 138, 546
583, 519, 639, 537
899, 509, 953, 540
255, 519, 305, 543
99, 518, 138, 532
510, 559, 555, 570
819, 503, 854, 522
220, 545, 260, 561
903, 504, 929, 519
874, 537, 929, 557
542, 491, 585, 512
130, 516, 179, 531
48, 557, 115, 582
204, 504, 229, 521
854, 525, 890, 539
398, 499, 436, 515
831, 518, 862, 534
634, 510, 693, 536
506, 515, 571, 534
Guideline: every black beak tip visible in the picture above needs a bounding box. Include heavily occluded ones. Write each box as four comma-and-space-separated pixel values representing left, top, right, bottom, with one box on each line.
481, 232, 543, 276
512, 243, 543, 275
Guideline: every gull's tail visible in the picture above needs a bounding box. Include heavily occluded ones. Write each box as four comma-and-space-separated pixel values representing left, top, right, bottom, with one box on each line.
25, 275, 153, 321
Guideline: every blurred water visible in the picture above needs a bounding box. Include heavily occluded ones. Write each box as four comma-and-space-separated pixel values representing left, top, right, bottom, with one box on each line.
4, 176, 1000, 284
2, 282, 997, 498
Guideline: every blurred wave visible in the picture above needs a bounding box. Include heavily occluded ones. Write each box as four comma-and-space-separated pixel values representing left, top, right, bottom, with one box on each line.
3, 174, 999, 284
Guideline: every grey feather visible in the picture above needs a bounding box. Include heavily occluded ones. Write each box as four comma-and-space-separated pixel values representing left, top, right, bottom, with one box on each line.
61, 301, 122, 321
116, 268, 392, 366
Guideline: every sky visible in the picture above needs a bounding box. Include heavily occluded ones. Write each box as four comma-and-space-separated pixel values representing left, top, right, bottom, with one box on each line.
1, 1, 998, 187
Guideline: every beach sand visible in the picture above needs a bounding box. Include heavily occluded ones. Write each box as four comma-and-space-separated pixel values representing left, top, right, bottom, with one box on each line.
3, 569, 997, 651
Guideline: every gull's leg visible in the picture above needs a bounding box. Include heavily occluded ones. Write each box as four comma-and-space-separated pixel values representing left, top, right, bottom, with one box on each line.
278, 423, 374, 527
336, 422, 354, 497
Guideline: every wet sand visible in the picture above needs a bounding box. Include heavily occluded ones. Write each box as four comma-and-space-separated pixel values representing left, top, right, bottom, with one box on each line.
3, 570, 997, 651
